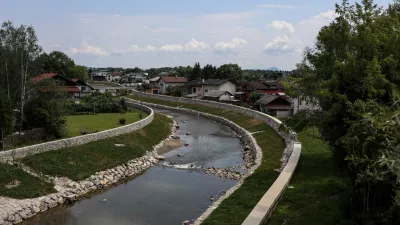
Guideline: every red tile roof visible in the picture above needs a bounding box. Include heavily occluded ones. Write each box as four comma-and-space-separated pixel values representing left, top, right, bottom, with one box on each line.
161, 76, 187, 83
32, 73, 59, 82
112, 72, 121, 77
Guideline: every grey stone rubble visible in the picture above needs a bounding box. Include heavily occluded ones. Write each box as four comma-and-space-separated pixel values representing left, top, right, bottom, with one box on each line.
125, 92, 298, 225
0, 118, 178, 225
0, 102, 154, 163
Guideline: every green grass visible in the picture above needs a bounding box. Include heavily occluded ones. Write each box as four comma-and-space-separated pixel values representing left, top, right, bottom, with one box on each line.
128, 94, 285, 225
267, 129, 353, 225
0, 163, 56, 199
66, 112, 146, 137
22, 114, 172, 181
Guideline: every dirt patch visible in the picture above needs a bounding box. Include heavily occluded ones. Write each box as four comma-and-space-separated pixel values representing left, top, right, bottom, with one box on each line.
247, 119, 263, 127
157, 139, 183, 155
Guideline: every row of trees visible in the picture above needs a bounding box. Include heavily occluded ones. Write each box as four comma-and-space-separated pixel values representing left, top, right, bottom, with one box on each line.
284, 0, 400, 223
0, 21, 83, 149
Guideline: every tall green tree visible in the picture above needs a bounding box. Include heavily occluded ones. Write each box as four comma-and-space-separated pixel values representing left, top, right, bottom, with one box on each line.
284, 0, 400, 223
190, 62, 202, 80
202, 64, 217, 79
216, 64, 243, 83
35, 51, 76, 78
70, 65, 89, 81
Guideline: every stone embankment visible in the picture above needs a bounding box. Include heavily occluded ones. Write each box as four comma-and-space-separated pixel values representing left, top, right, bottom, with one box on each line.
0, 120, 178, 225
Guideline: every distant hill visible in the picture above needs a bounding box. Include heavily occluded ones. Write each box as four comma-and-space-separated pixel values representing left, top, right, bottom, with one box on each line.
246, 67, 281, 71
266, 67, 280, 71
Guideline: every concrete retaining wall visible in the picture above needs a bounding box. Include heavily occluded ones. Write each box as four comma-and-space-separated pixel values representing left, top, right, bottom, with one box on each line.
0, 102, 154, 162
127, 92, 302, 224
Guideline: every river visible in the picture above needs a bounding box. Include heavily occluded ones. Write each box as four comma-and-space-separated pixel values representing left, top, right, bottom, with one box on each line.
21, 110, 245, 225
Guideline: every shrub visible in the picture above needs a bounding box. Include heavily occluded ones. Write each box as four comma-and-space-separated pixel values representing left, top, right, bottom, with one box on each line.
119, 118, 126, 125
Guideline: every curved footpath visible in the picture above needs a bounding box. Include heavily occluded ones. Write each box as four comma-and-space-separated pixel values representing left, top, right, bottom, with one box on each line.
127, 91, 302, 225
0, 103, 171, 225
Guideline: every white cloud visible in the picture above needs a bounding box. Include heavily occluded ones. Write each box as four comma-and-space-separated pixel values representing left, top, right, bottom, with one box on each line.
70, 41, 108, 56
312, 10, 337, 20
123, 39, 208, 53
257, 4, 298, 9
268, 20, 295, 33
215, 37, 248, 52
264, 35, 302, 55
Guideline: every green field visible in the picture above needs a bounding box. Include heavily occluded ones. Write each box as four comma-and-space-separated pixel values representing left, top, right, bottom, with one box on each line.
66, 112, 146, 137
128, 95, 285, 225
267, 129, 352, 225
0, 163, 56, 199
22, 114, 172, 181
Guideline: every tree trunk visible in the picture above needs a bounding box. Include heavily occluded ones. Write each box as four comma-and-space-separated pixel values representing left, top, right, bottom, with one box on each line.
20, 57, 25, 133
6, 61, 10, 99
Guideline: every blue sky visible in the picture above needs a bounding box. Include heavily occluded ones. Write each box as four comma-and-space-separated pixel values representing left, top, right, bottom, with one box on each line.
0, 0, 394, 70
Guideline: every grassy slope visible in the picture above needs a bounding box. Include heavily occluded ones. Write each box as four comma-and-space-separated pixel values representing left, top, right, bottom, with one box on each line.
267, 129, 352, 225
87, 81, 122, 87
128, 95, 285, 225
0, 163, 56, 199
66, 112, 146, 137
22, 114, 172, 181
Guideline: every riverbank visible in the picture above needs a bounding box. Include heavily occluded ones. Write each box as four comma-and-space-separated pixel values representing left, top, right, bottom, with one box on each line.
267, 129, 352, 225
127, 95, 286, 225
0, 114, 175, 225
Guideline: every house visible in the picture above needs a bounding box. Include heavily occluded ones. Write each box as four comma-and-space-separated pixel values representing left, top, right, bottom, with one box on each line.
262, 81, 285, 95
291, 96, 321, 115
183, 79, 203, 97
202, 79, 236, 96
32, 73, 81, 99
203, 90, 234, 101
71, 78, 94, 97
241, 81, 286, 104
146, 77, 161, 94
158, 76, 187, 94
111, 72, 121, 82
255, 94, 292, 118
90, 72, 111, 82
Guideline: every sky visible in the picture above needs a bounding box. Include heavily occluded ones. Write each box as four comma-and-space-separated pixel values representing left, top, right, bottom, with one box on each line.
0, 0, 394, 70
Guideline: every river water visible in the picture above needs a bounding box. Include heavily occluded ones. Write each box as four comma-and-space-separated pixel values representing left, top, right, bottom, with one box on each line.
22, 110, 244, 225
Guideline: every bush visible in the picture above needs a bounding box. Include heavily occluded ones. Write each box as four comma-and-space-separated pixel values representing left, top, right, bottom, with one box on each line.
119, 118, 126, 125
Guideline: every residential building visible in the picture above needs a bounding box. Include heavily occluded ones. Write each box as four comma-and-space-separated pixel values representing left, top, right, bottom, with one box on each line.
111, 72, 121, 82
290, 96, 321, 115
146, 77, 161, 94
255, 94, 292, 118
158, 76, 187, 94
202, 79, 236, 95
203, 90, 234, 101
71, 78, 94, 97
183, 79, 203, 97
32, 73, 83, 99
90, 72, 111, 82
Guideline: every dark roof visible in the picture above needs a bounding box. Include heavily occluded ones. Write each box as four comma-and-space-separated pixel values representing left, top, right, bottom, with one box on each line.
71, 79, 94, 89
262, 81, 285, 89
203, 79, 230, 86
184, 79, 203, 87
204, 90, 233, 98
161, 76, 187, 83
256, 95, 280, 105
243, 81, 269, 90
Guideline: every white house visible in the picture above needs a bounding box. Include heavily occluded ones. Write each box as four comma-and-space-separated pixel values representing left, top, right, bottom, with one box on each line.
291, 96, 321, 115
202, 79, 236, 96
158, 76, 188, 94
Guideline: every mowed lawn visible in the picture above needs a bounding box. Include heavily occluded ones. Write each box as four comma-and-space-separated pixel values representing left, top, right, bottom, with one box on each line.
22, 114, 172, 181
66, 112, 147, 137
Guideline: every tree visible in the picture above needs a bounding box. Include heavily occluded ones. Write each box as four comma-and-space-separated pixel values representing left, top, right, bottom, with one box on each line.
202, 64, 217, 79
70, 65, 89, 81
283, 0, 400, 223
190, 62, 202, 80
216, 64, 243, 83
35, 51, 76, 78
